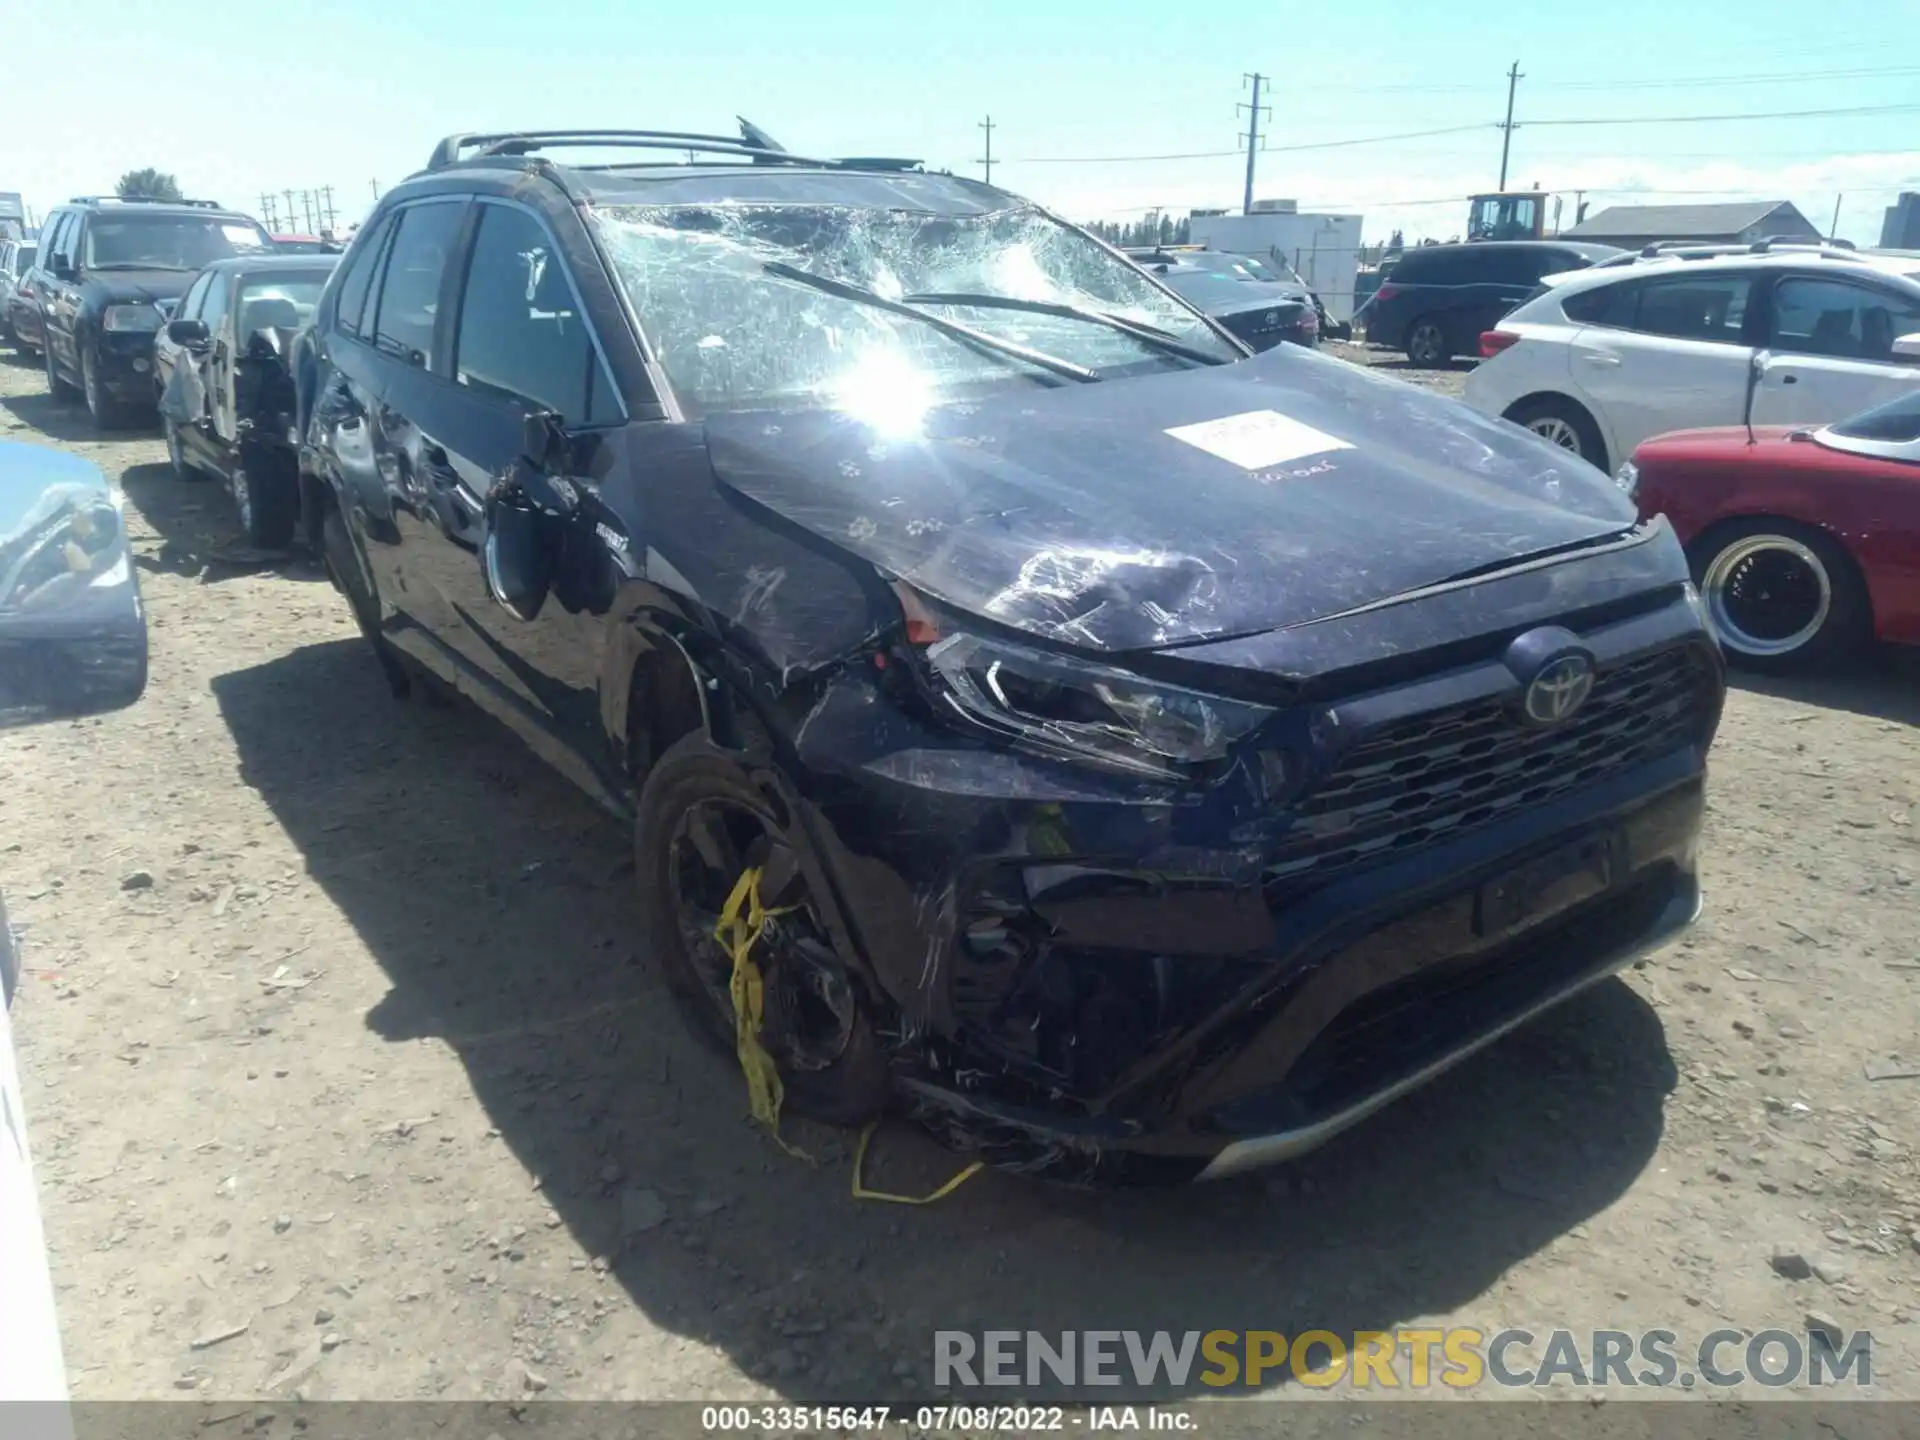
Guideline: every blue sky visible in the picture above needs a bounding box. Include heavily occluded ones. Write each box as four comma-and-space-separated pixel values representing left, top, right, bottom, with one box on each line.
6, 0, 1917, 243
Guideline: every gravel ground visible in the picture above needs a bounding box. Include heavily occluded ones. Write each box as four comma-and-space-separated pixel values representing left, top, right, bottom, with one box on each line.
2, 345, 1917, 1407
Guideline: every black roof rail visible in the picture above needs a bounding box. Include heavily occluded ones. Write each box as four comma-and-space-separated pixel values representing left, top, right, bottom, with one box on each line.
67, 194, 225, 209
424, 126, 920, 176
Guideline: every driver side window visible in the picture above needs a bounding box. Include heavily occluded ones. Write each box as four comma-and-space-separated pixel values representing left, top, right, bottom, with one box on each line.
199, 275, 231, 346
176, 274, 213, 324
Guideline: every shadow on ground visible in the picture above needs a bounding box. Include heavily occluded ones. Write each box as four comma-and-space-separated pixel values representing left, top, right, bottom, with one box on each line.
117, 459, 327, 585
1730, 646, 1920, 728
0, 384, 139, 445
212, 639, 1677, 1401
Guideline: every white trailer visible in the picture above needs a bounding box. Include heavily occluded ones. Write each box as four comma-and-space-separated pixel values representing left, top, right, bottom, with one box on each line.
1188, 205, 1366, 325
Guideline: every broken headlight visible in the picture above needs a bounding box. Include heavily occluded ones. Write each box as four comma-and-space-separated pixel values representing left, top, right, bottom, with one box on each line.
922, 630, 1272, 777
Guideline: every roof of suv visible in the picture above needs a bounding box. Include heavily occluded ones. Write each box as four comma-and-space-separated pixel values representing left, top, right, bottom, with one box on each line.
1544, 247, 1920, 293
405, 125, 1017, 216
59, 196, 249, 220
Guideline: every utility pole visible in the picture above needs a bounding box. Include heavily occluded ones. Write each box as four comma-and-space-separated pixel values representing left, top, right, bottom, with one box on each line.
282, 190, 297, 234
321, 184, 337, 232
1238, 73, 1269, 216
259, 192, 276, 229
978, 115, 995, 185
1829, 193, 1843, 240
370, 179, 381, 204
1497, 61, 1524, 190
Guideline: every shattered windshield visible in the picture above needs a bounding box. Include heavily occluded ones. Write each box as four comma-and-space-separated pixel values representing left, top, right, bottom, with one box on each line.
591, 202, 1239, 419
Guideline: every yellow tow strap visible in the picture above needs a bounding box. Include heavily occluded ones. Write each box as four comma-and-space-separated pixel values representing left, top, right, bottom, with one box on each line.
715, 865, 983, 1203
715, 866, 813, 1163
851, 1121, 983, 1205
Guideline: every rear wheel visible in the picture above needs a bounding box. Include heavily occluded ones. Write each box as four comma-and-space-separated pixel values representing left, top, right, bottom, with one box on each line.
634, 733, 890, 1128
1405, 316, 1450, 365
1505, 395, 1609, 472
1690, 519, 1868, 674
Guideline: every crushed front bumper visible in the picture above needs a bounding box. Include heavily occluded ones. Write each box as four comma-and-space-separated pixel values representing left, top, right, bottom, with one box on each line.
779, 595, 1720, 1181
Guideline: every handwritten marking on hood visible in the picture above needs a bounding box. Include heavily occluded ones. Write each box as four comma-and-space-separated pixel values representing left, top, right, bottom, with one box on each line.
1165, 410, 1354, 471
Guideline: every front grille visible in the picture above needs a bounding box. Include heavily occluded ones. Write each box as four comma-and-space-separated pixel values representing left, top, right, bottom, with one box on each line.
1265, 646, 1714, 894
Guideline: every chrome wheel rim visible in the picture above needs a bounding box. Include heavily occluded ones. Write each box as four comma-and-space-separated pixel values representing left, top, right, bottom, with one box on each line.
1702, 535, 1831, 657
1526, 416, 1582, 453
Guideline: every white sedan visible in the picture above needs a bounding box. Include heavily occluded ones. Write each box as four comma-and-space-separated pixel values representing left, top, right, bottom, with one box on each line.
1463, 245, 1920, 473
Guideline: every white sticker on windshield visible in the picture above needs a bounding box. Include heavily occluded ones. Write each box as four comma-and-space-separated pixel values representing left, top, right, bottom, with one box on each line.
1164, 409, 1352, 470
222, 224, 266, 247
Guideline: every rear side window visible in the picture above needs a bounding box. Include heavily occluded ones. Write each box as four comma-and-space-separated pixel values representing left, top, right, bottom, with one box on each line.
42, 211, 74, 268
333, 212, 394, 340
1635, 274, 1750, 343
370, 202, 464, 366
1562, 282, 1628, 324
1389, 249, 1442, 283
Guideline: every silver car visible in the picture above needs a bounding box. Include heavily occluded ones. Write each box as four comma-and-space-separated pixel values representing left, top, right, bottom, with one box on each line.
0, 237, 37, 344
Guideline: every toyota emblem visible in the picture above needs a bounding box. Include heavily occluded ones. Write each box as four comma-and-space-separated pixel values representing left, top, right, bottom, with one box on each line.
1523, 654, 1595, 726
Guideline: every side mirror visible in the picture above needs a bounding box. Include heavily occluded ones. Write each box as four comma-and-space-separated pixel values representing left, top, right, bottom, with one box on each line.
482, 495, 554, 623
49, 258, 74, 281
520, 408, 567, 469
168, 318, 209, 347
0, 442, 149, 727
1892, 332, 1920, 362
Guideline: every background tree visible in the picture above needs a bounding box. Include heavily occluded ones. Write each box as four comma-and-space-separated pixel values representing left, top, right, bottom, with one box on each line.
115, 169, 183, 202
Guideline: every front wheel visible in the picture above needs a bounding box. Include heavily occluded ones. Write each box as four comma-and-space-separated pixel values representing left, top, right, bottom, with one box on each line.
82, 346, 142, 429
1690, 519, 1868, 674
234, 450, 300, 550
44, 341, 78, 401
633, 733, 891, 1128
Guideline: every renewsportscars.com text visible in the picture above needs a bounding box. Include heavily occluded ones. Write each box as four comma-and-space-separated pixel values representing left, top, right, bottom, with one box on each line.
934, 1327, 1873, 1391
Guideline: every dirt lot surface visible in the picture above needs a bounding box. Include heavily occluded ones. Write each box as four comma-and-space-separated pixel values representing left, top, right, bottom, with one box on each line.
2, 344, 1917, 1409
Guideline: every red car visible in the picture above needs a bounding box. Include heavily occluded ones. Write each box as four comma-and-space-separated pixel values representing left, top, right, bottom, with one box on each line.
1627, 390, 1920, 672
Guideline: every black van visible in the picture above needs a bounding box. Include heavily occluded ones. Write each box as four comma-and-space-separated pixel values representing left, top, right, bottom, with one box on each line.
1362, 241, 1622, 364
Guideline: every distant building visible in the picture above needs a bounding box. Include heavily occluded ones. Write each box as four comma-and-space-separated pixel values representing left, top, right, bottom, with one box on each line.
1562, 200, 1823, 249
1883, 193, 1920, 250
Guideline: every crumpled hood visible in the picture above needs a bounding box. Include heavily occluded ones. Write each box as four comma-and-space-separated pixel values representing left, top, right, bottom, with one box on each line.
703, 345, 1639, 652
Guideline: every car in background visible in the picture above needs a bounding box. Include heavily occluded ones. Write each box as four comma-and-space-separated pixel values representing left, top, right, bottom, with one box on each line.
1362, 240, 1622, 365
272, 234, 343, 255
5, 242, 50, 358
1, 438, 151, 1427
1625, 389, 1920, 672
153, 253, 339, 548
33, 195, 276, 427
1466, 245, 1920, 473
1128, 246, 1323, 347
293, 124, 1721, 1183
0, 239, 36, 346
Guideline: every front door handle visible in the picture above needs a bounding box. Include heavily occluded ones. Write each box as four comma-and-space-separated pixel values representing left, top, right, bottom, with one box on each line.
1780, 374, 1798, 386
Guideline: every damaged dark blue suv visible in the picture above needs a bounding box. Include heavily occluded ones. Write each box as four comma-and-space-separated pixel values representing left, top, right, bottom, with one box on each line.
295, 125, 1723, 1183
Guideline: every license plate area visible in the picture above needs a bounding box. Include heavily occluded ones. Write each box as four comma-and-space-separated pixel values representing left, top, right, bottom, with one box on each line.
1475, 832, 1617, 939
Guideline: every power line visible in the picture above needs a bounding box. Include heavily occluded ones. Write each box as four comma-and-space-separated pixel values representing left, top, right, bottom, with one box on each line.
1529, 101, 1920, 127
1011, 122, 1492, 165
1553, 63, 1920, 91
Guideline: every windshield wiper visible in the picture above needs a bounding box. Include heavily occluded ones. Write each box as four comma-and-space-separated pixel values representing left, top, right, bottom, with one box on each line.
901, 291, 1228, 367
762, 262, 1097, 384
